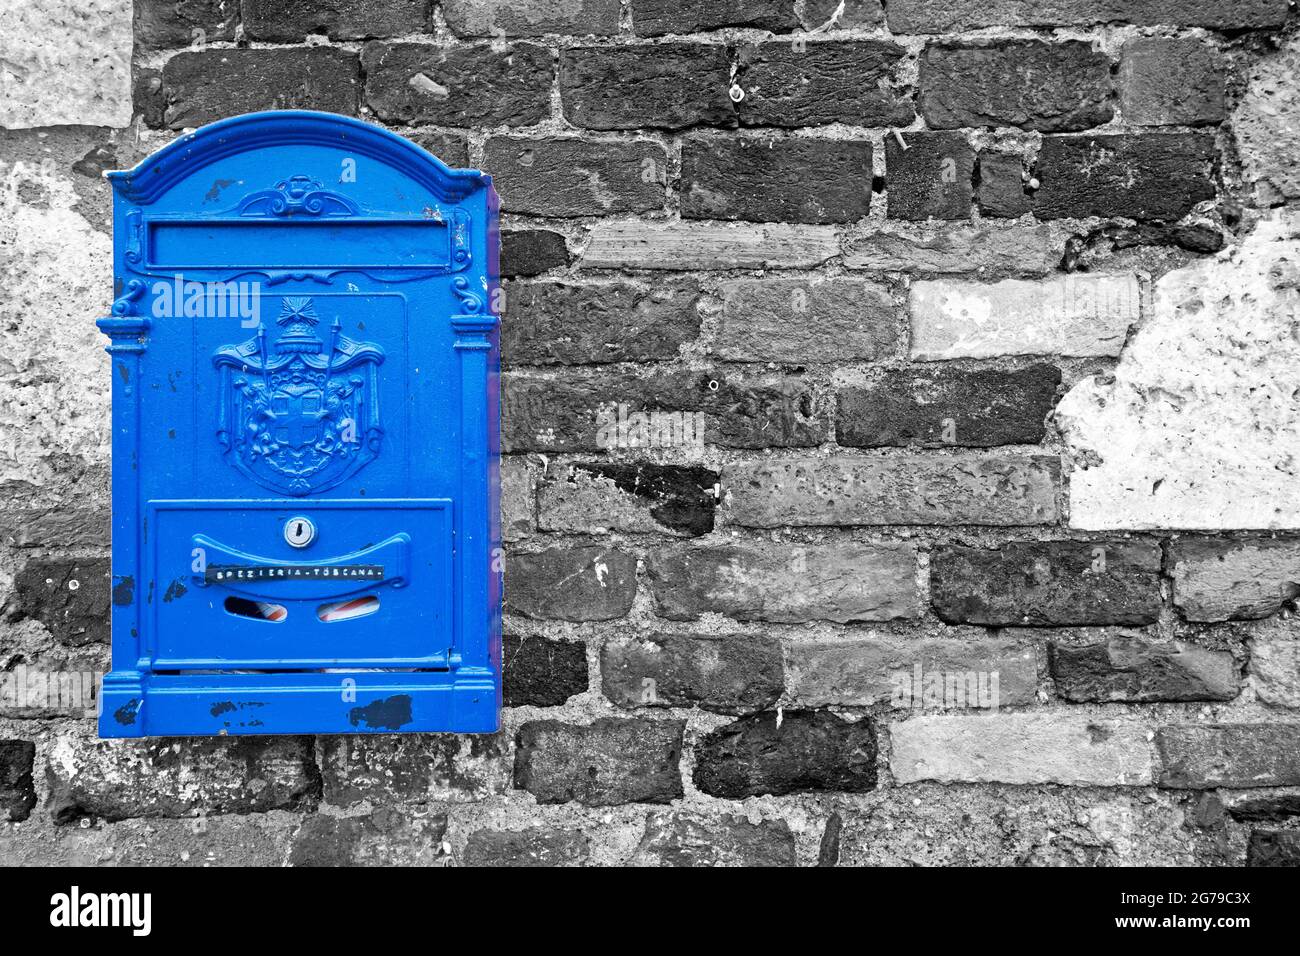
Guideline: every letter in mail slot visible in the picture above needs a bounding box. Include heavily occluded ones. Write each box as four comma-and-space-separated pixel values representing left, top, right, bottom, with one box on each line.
96, 111, 502, 737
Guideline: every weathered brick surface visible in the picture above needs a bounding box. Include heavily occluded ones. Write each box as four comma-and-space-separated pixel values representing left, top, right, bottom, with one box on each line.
629, 810, 797, 866
5, 556, 110, 645
503, 633, 590, 707
885, 0, 1290, 32
725, 455, 1060, 527
836, 365, 1060, 448
1247, 830, 1300, 866
1157, 724, 1300, 789
410, 130, 470, 168
1119, 39, 1226, 127
1169, 539, 1300, 623
1225, 790, 1300, 822
601, 633, 784, 715
46, 736, 321, 822
931, 541, 1163, 626
977, 152, 1034, 218
1049, 634, 1239, 702
920, 41, 1113, 132
484, 137, 668, 217
714, 277, 899, 363
1248, 618, 1300, 709
463, 827, 591, 867
648, 542, 918, 623
362, 42, 553, 126
503, 369, 824, 453
501, 457, 534, 542
802, 0, 883, 29
0, 741, 37, 822
445, 0, 619, 36
538, 463, 718, 537
560, 44, 735, 130
681, 136, 872, 224
242, 0, 428, 41
318, 734, 510, 806
501, 230, 570, 278
1034, 134, 1217, 221
843, 223, 1052, 276
514, 718, 685, 805
891, 713, 1155, 785
505, 546, 637, 622
135, 0, 238, 50
503, 279, 699, 367
632, 0, 798, 35
694, 711, 877, 797
162, 47, 361, 128
289, 811, 448, 867
886, 131, 975, 221
735, 41, 913, 128
580, 221, 839, 270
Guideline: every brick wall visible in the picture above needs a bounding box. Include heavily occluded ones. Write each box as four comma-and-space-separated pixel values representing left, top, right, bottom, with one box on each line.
2, 0, 1300, 866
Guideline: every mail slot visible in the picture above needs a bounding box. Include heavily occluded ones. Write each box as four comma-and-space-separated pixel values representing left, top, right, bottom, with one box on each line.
96, 110, 501, 737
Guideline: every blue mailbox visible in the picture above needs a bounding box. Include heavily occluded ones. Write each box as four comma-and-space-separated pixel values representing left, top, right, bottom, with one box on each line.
97, 111, 501, 737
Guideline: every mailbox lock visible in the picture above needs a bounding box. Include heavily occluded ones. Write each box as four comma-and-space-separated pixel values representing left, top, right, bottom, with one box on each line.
284, 516, 317, 548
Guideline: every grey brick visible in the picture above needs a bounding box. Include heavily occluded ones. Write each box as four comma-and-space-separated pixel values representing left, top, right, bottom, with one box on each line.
505, 546, 637, 622
561, 44, 735, 131
736, 40, 912, 128
514, 718, 685, 805
887, 131, 975, 221
601, 633, 784, 715
484, 136, 668, 217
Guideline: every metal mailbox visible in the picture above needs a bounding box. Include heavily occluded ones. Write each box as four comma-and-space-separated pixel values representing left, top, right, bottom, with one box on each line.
97, 111, 501, 737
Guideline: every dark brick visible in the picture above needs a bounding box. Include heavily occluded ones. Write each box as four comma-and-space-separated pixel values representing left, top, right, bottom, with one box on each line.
242, 0, 428, 41
135, 0, 238, 50
538, 462, 719, 537
629, 810, 797, 866
289, 810, 449, 866
318, 734, 510, 806
836, 364, 1060, 448
501, 230, 570, 278
887, 131, 975, 221
561, 44, 735, 131
162, 47, 360, 128
47, 736, 321, 823
410, 130, 470, 168
681, 136, 872, 224
514, 718, 685, 805
0, 740, 37, 822
931, 541, 1163, 627
503, 633, 589, 707
1119, 39, 1226, 127
484, 136, 667, 217
632, 0, 797, 34
920, 40, 1112, 133
133, 66, 167, 128
505, 546, 637, 622
1227, 793, 1300, 823
736, 40, 912, 128
445, 0, 620, 36
1049, 634, 1238, 702
363, 42, 553, 126
463, 827, 590, 866
1247, 830, 1300, 867
801, 0, 884, 29
1157, 724, 1300, 789
818, 811, 844, 866
5, 557, 110, 646
503, 368, 824, 453
1034, 134, 1217, 222
978, 150, 1034, 218
502, 279, 700, 366
601, 633, 784, 715
885, 0, 1290, 32
694, 710, 878, 798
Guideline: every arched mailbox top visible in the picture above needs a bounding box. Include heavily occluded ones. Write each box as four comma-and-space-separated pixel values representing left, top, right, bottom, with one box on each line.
106, 110, 493, 205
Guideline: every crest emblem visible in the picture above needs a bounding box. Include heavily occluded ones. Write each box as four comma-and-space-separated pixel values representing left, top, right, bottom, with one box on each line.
214, 297, 385, 496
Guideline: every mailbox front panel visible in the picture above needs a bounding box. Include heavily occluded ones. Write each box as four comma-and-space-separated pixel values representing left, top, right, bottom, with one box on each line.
98, 111, 501, 736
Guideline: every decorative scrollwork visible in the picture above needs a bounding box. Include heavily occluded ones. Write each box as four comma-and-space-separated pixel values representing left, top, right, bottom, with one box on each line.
237, 174, 359, 218
452, 275, 483, 314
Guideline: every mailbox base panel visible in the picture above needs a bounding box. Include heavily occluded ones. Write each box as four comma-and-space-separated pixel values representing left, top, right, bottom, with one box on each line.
98, 670, 500, 737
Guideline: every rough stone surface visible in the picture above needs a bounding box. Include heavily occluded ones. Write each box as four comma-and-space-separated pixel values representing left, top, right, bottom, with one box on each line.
886, 131, 975, 221
842, 223, 1052, 275
289, 810, 448, 866
242, 0, 429, 41
631, 0, 798, 35
1235, 37, 1300, 206
501, 230, 570, 277
318, 734, 511, 806
910, 273, 1141, 361
1119, 38, 1226, 127
505, 546, 637, 622
538, 462, 719, 537
891, 713, 1155, 785
725, 454, 1060, 527
501, 457, 534, 542
0, 0, 132, 128
714, 277, 899, 363
1049, 634, 1239, 702
484, 137, 668, 217
836, 365, 1061, 448
445, 0, 620, 36
503, 279, 700, 366
628, 810, 797, 866
1247, 830, 1300, 866
580, 221, 839, 271
920, 40, 1113, 132
1168, 539, 1300, 622
885, 0, 1290, 32
1247, 617, 1300, 709
1058, 214, 1300, 531
694, 711, 878, 797
978, 151, 1034, 218
462, 827, 591, 866
513, 718, 685, 806
503, 633, 590, 707
648, 542, 918, 623
1157, 724, 1300, 789
560, 44, 735, 131
0, 740, 37, 822
134, 0, 238, 50
5, 556, 111, 645
931, 540, 1163, 626
601, 633, 784, 715
410, 130, 470, 168
801, 0, 883, 30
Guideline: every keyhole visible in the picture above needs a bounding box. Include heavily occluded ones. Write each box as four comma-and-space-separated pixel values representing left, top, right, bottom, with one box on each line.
285, 516, 316, 548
